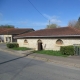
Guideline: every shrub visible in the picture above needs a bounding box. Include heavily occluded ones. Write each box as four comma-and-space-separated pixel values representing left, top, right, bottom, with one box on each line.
7, 43, 19, 48
60, 46, 74, 55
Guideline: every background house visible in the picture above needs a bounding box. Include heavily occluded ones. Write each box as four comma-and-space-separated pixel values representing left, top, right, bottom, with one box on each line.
14, 27, 80, 51
0, 28, 14, 42
0, 28, 34, 43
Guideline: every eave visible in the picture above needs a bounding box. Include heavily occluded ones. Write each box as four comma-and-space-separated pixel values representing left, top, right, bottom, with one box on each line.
14, 35, 80, 39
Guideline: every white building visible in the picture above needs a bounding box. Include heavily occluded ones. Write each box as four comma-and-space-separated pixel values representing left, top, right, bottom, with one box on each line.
14, 27, 80, 51
0, 28, 34, 43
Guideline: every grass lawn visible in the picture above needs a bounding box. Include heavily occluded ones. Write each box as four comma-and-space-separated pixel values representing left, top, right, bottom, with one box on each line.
33, 50, 69, 57
11, 47, 31, 51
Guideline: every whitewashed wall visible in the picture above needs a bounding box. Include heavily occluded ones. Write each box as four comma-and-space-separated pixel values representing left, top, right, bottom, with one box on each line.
4, 35, 12, 43
0, 35, 4, 42
17, 38, 80, 50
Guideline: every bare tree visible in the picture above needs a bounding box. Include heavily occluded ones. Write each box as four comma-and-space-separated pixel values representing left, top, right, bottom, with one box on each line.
68, 20, 77, 27
68, 17, 80, 29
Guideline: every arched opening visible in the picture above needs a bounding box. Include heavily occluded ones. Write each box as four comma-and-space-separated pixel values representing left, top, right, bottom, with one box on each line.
37, 39, 43, 51
24, 39, 28, 43
56, 39, 63, 45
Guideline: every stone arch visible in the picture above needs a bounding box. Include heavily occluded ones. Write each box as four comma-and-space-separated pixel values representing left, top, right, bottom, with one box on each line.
24, 39, 28, 43
37, 39, 43, 50
37, 39, 42, 43
56, 39, 63, 45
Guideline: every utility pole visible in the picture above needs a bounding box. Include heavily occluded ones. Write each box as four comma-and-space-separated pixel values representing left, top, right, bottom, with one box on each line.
49, 20, 50, 28
7, 29, 8, 43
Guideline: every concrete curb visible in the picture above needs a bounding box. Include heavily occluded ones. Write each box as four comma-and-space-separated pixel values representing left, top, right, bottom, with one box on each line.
0, 48, 33, 57
0, 48, 24, 56
27, 55, 80, 68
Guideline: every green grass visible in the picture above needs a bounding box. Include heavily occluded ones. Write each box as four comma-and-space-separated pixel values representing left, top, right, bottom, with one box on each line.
33, 50, 69, 57
11, 47, 31, 51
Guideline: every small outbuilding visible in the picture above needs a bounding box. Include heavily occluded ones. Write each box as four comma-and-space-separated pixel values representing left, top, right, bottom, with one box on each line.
14, 27, 80, 50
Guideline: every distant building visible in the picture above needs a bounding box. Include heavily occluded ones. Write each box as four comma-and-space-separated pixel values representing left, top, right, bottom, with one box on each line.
0, 28, 34, 43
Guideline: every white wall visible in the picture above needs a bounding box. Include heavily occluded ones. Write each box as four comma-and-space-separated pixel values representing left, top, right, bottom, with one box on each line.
4, 35, 12, 43
17, 38, 80, 50
0, 35, 4, 42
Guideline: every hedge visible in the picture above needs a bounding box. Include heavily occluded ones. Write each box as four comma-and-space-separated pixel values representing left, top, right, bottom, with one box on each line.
7, 43, 19, 48
60, 46, 74, 55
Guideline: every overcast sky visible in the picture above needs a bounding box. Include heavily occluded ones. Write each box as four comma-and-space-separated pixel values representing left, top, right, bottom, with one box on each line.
0, 0, 80, 30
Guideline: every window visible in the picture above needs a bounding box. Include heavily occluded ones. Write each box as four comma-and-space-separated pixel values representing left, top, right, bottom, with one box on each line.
56, 39, 63, 45
24, 39, 28, 43
6, 37, 8, 42
8, 37, 11, 42
6, 37, 11, 42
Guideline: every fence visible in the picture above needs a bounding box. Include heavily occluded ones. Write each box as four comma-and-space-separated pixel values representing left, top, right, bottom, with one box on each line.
73, 44, 80, 55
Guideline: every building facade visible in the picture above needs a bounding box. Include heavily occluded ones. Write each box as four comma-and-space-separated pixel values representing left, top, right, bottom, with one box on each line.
17, 38, 80, 50
15, 27, 80, 50
0, 28, 34, 43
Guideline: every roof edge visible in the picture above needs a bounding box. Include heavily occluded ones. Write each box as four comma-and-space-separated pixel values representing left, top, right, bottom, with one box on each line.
14, 35, 80, 39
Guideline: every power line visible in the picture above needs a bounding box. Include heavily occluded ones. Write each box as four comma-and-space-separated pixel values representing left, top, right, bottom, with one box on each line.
28, 0, 48, 20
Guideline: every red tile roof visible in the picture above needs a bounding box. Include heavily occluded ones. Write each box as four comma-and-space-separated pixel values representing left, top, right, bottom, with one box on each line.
0, 28, 14, 34
14, 27, 80, 38
0, 28, 34, 35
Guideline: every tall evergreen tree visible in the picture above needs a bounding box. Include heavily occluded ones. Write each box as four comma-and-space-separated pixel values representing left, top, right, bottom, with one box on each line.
78, 17, 80, 22
78, 17, 80, 25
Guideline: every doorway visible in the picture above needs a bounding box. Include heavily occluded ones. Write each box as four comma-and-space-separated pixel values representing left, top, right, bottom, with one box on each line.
37, 39, 43, 51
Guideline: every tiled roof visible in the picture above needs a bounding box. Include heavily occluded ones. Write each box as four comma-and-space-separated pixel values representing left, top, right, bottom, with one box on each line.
0, 28, 34, 35
14, 27, 80, 38
0, 28, 14, 34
